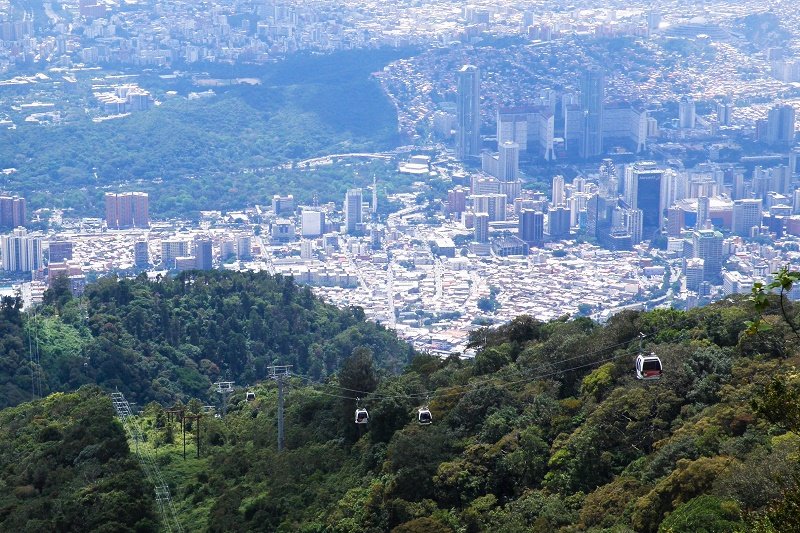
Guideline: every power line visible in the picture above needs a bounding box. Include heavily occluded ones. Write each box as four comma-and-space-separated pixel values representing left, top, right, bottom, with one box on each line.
287, 332, 659, 402
111, 391, 184, 533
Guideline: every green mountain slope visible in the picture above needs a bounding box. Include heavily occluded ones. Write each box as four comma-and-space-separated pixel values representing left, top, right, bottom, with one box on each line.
108, 298, 800, 532
0, 386, 157, 532
0, 271, 413, 410
3, 278, 800, 531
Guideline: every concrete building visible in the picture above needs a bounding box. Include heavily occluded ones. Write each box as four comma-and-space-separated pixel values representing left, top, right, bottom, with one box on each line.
496, 106, 555, 160
548, 206, 571, 238
0, 196, 26, 230
685, 257, 704, 291
498, 141, 520, 182
472, 194, 506, 222
272, 194, 295, 215
161, 239, 189, 269
552, 175, 565, 206
236, 236, 252, 260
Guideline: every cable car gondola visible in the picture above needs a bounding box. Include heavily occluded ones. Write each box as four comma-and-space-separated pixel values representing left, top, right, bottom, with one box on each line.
635, 352, 663, 380
246, 391, 256, 401
355, 407, 370, 424
355, 398, 370, 424
418, 406, 433, 425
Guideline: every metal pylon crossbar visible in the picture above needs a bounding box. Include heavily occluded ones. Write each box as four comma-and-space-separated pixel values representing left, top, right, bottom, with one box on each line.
111, 392, 184, 533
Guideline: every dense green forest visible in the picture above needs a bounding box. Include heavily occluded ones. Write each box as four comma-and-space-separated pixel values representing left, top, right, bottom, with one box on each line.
4, 272, 800, 531
0, 48, 410, 219
0, 386, 157, 532
0, 271, 413, 410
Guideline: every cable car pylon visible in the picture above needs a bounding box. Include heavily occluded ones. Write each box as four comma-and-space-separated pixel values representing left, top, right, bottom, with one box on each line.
268, 365, 292, 451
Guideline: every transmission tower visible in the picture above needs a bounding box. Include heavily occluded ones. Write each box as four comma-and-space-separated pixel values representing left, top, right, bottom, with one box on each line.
267, 365, 292, 451
215, 381, 235, 417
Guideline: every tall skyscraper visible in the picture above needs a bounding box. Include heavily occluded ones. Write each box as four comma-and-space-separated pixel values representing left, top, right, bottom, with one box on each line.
344, 188, 363, 234
519, 209, 544, 246
0, 196, 25, 230
624, 162, 665, 235
236, 236, 252, 260
696, 196, 710, 229
580, 67, 605, 158
472, 194, 507, 222
105, 192, 149, 229
134, 239, 149, 268
732, 199, 762, 237
447, 187, 468, 216
548, 206, 571, 238
693, 229, 723, 282
716, 101, 732, 126
1, 228, 42, 272
195, 237, 213, 270
552, 175, 565, 206
766, 104, 796, 147
474, 213, 490, 243
678, 96, 696, 129
456, 65, 481, 161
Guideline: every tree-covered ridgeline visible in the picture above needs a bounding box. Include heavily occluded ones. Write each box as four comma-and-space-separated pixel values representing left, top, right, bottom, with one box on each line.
0, 271, 413, 410
3, 274, 800, 531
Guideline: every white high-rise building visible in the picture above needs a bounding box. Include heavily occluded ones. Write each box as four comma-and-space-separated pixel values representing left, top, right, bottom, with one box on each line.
1, 227, 42, 272
732, 199, 762, 237
679, 96, 696, 129
498, 141, 519, 182
301, 209, 325, 237
344, 189, 363, 234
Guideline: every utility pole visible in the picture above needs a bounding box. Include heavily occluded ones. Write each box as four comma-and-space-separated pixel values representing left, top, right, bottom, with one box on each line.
267, 365, 292, 451
166, 407, 185, 460
215, 381, 235, 418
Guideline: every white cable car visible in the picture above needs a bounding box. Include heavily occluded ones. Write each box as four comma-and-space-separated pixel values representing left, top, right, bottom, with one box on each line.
418, 407, 433, 425
246, 391, 255, 401
355, 407, 370, 424
635, 352, 663, 380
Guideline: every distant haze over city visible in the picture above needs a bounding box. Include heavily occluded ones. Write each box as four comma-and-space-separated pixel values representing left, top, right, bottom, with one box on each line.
0, 0, 797, 353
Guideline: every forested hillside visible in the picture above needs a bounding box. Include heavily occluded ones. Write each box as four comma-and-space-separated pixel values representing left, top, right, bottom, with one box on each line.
0, 271, 413, 410
3, 274, 800, 531
0, 386, 156, 532
111, 296, 800, 531
0, 48, 409, 218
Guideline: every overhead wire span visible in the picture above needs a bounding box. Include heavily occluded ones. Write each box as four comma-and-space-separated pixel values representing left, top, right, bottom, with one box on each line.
284, 330, 678, 402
